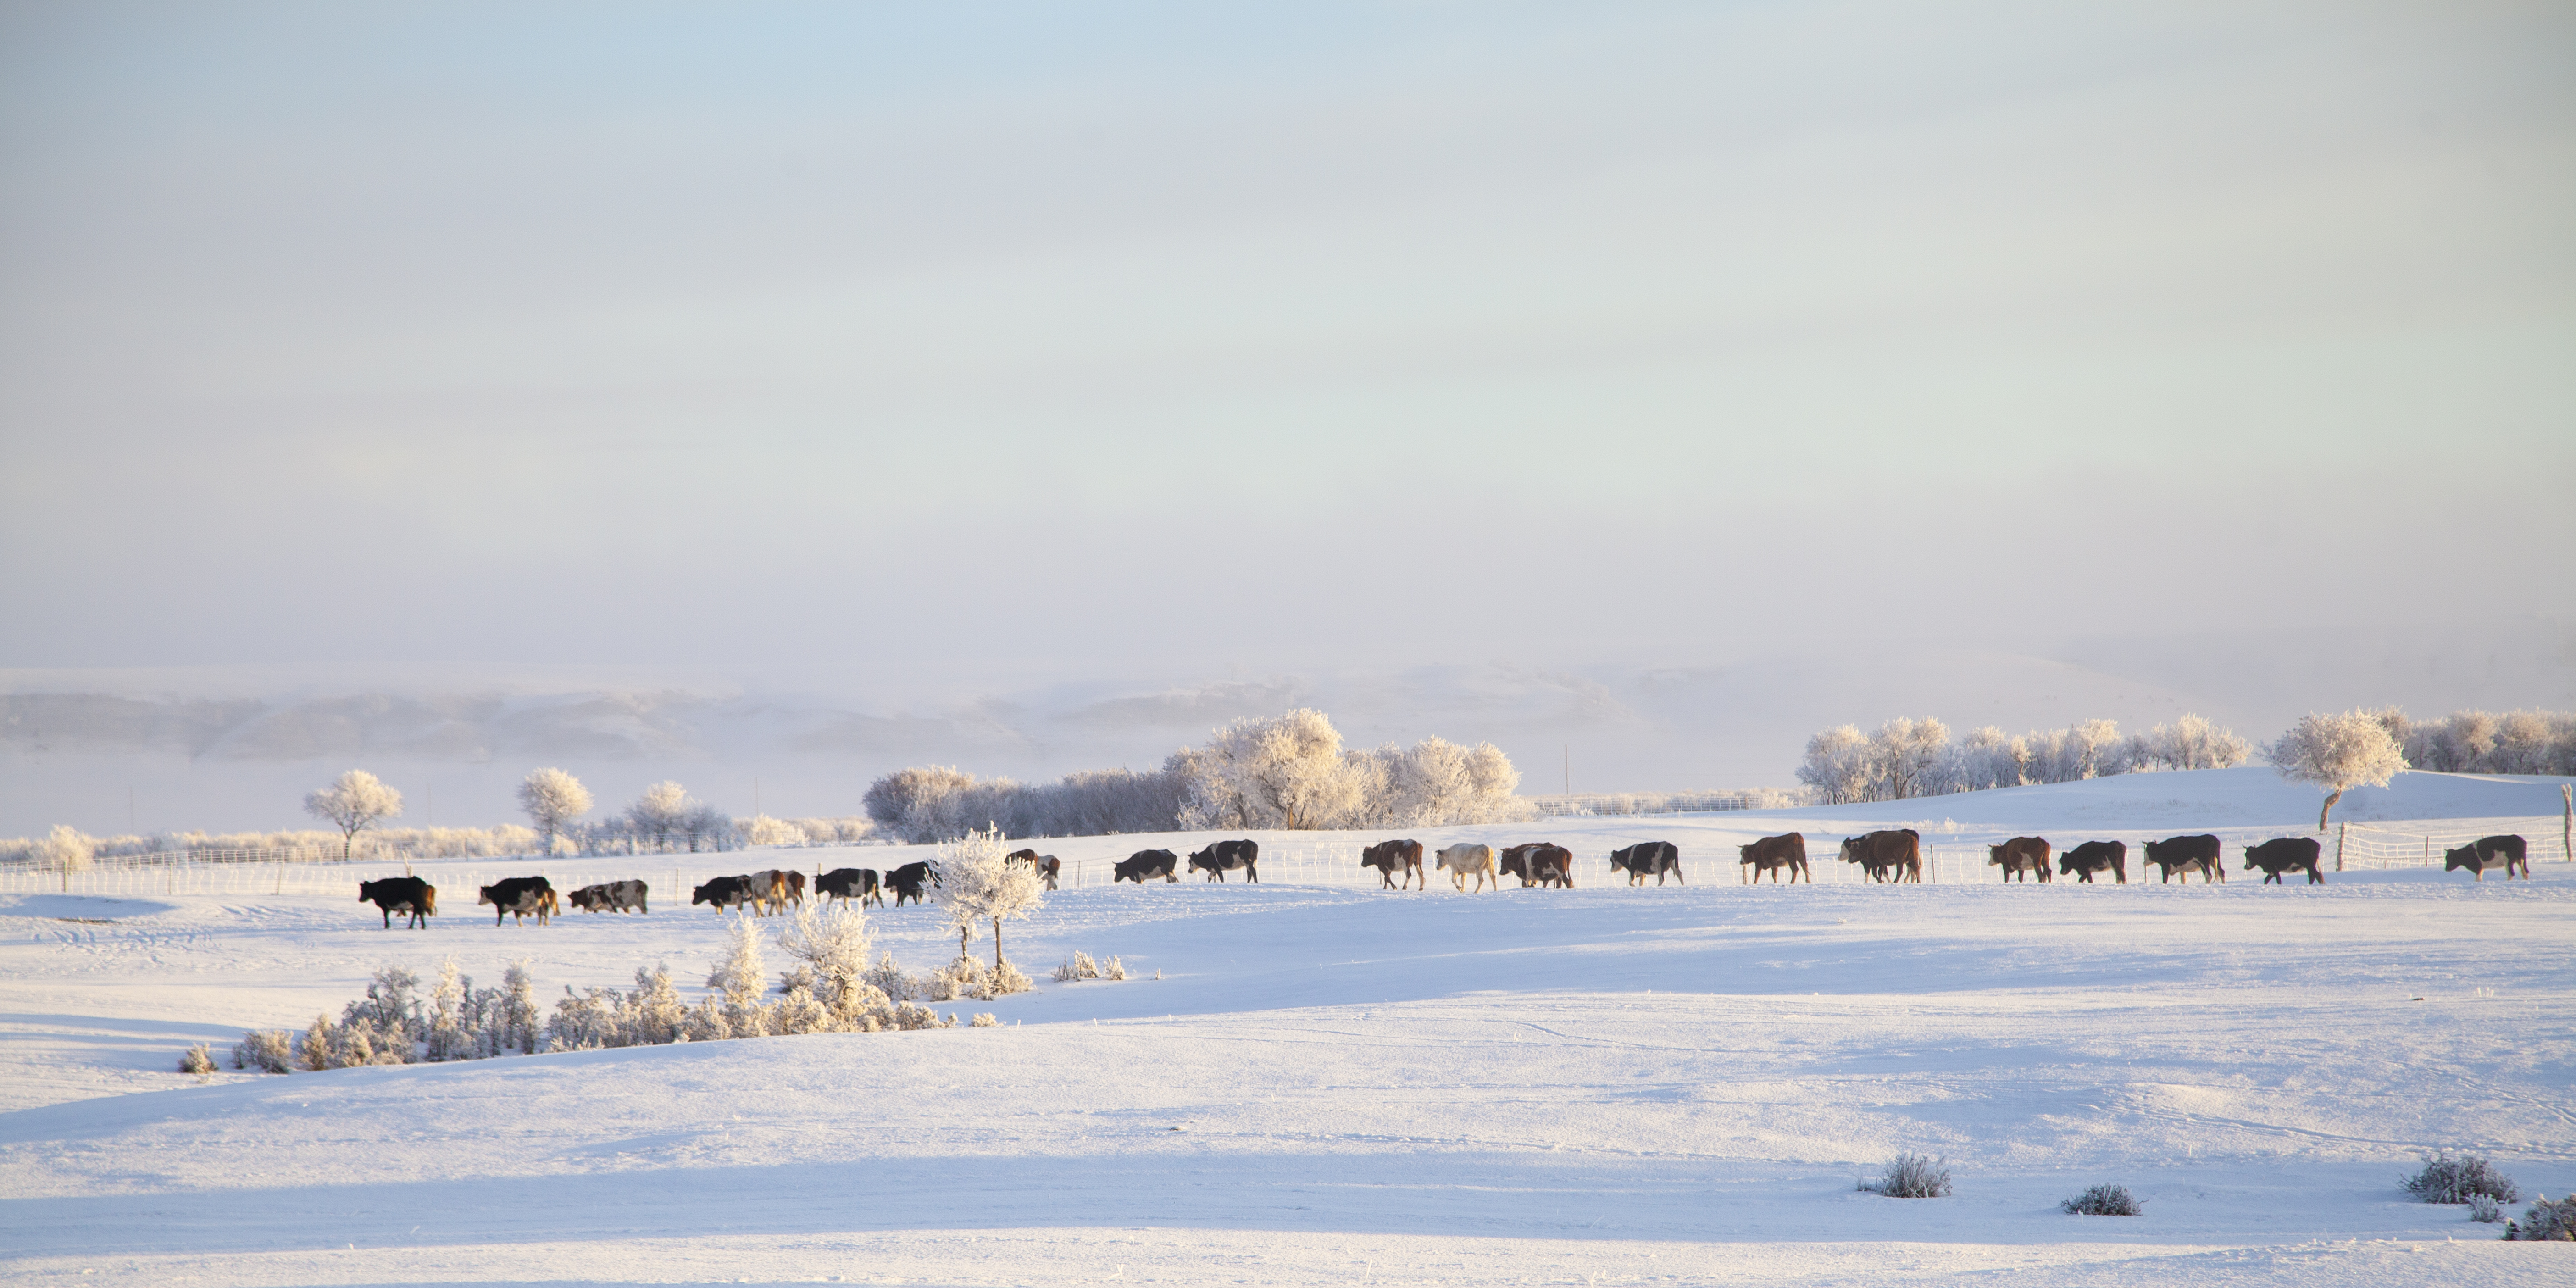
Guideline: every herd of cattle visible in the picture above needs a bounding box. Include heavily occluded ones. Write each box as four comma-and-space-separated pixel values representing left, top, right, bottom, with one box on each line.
351, 830, 2537, 929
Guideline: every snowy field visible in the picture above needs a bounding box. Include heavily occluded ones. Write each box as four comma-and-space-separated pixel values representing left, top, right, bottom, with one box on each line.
2, 768, 2571, 1286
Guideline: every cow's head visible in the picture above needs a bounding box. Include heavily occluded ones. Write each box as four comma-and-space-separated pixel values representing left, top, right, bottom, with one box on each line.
1837, 837, 1862, 862
2442, 845, 2478, 872
476, 886, 496, 905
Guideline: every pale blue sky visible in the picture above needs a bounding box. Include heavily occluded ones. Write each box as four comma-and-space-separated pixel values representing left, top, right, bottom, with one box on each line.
4, 1, 2570, 686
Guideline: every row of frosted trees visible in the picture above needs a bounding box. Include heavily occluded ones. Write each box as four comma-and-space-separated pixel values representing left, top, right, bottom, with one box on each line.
1796, 714, 2256, 806
862, 708, 1527, 844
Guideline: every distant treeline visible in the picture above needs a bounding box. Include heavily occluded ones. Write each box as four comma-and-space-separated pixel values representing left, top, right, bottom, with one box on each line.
1797, 707, 2576, 806
863, 708, 1528, 843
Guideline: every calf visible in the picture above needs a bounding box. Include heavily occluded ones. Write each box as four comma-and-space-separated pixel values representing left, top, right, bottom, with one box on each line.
1115, 849, 1180, 884
2057, 840, 2127, 885
1499, 843, 1574, 888
1610, 841, 1683, 886
1985, 837, 2052, 883
2443, 834, 2529, 881
2242, 837, 2324, 885
1188, 839, 1260, 883
2140, 835, 2223, 884
692, 874, 756, 912
1739, 833, 1809, 884
816, 868, 881, 907
1361, 839, 1426, 890
1838, 830, 1922, 883
567, 879, 649, 914
1436, 842, 1498, 892
477, 876, 555, 926
884, 861, 939, 907
358, 877, 435, 929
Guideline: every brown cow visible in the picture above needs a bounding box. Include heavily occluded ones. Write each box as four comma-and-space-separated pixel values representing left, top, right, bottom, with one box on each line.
1838, 830, 1922, 883
1360, 839, 1426, 890
1986, 837, 2052, 883
1739, 833, 1809, 884
1008, 849, 1063, 890
1499, 843, 1575, 888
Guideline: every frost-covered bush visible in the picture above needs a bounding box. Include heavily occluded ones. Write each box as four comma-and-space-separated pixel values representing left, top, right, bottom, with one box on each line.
2405, 1152, 2520, 1205
929, 955, 986, 1002
1053, 951, 1128, 983
2507, 1195, 2576, 1241
1862, 1153, 1952, 1198
2469, 1194, 2505, 1223
970, 1012, 999, 1027
2061, 1184, 2141, 1216
178, 1044, 215, 1075
865, 950, 921, 1002
233, 1029, 293, 1074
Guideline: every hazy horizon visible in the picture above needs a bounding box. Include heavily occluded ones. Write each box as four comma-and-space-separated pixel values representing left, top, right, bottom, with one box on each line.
5, 3, 2570, 834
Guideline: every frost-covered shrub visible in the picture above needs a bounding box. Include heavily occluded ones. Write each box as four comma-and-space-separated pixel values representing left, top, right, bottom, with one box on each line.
178, 1044, 215, 1075
2405, 1152, 2520, 1205
865, 950, 921, 1002
970, 1012, 999, 1027
2506, 1195, 2576, 1241
929, 955, 986, 1002
234, 1030, 293, 1074
2061, 1184, 2141, 1216
988, 958, 1032, 998
2470, 1194, 2505, 1223
1052, 951, 1127, 983
1863, 1153, 1952, 1198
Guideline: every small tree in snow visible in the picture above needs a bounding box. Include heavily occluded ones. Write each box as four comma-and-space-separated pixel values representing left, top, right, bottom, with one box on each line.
36, 824, 94, 891
776, 902, 889, 1024
936, 825, 1045, 991
628, 781, 689, 852
304, 770, 403, 860
517, 768, 593, 856
2268, 710, 2408, 830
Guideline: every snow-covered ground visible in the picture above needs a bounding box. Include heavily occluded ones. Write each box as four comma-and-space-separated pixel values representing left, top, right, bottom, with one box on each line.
2, 768, 2570, 1285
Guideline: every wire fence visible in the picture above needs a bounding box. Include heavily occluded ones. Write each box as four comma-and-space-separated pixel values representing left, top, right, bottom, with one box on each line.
2331, 816, 2572, 871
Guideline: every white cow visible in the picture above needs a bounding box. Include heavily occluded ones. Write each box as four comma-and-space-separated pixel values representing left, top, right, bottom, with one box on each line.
1436, 843, 1499, 893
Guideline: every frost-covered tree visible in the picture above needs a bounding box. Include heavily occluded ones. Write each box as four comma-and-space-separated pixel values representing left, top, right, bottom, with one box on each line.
516, 768, 593, 856
304, 770, 404, 860
775, 902, 891, 1024
1952, 727, 2028, 791
1174, 708, 1365, 830
36, 824, 94, 891
2131, 714, 2253, 771
1871, 717, 1951, 800
627, 781, 689, 852
741, 814, 806, 847
2268, 710, 2408, 830
678, 803, 730, 853
1795, 725, 1877, 805
706, 915, 769, 1013
935, 825, 1045, 986
862, 765, 977, 843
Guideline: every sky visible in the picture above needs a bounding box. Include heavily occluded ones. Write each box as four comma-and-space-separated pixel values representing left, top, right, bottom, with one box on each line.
2, 2, 2571, 830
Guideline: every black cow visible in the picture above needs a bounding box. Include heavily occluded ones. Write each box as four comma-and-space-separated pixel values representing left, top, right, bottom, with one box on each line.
2443, 834, 2529, 881
1360, 839, 1426, 890
1188, 839, 1260, 883
1838, 830, 1922, 883
816, 868, 882, 906
358, 877, 435, 929
2058, 840, 2127, 884
567, 879, 649, 913
692, 874, 756, 912
1986, 837, 2051, 883
2243, 837, 2324, 885
2140, 835, 2223, 884
885, 861, 939, 906
1499, 843, 1574, 888
1610, 841, 1683, 886
1115, 849, 1181, 883
477, 876, 555, 926
1739, 833, 1808, 884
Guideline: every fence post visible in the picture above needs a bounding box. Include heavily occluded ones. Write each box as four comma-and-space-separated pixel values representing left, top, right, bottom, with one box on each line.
2563, 784, 2572, 862
2334, 822, 2345, 872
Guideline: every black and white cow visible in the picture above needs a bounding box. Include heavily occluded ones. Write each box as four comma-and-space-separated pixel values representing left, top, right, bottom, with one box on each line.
2443, 834, 2529, 881
477, 876, 556, 926
358, 877, 435, 929
816, 868, 882, 907
692, 875, 757, 912
1609, 841, 1682, 886
567, 879, 648, 913
1188, 839, 1260, 883
1499, 843, 1574, 888
1115, 849, 1181, 883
